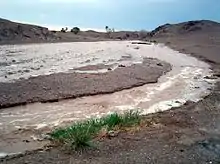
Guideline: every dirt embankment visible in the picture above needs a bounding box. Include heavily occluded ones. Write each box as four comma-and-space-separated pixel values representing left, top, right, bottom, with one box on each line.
0, 58, 171, 109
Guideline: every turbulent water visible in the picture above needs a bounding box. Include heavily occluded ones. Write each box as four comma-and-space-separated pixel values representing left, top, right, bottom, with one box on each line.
0, 41, 217, 155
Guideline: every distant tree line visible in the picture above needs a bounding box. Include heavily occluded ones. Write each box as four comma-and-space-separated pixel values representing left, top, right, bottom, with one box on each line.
60, 26, 117, 36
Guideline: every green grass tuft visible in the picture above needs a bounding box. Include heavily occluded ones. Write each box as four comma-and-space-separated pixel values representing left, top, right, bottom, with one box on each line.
51, 110, 141, 150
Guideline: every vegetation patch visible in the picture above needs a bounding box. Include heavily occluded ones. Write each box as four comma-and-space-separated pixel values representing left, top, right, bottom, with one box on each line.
51, 110, 141, 150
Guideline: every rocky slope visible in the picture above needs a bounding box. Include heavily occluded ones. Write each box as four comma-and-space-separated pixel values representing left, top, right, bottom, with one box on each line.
0, 18, 60, 44
149, 20, 220, 37
148, 20, 220, 63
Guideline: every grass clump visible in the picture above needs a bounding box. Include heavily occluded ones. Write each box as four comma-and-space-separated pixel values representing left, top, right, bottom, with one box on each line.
51, 110, 141, 150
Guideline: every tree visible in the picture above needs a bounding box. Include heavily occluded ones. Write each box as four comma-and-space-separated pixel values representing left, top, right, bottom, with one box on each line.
105, 26, 115, 33
71, 27, 80, 34
105, 26, 115, 38
105, 26, 109, 32
61, 28, 66, 33
61, 27, 69, 33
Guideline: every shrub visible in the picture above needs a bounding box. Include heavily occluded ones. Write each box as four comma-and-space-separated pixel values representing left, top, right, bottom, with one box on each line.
61, 27, 68, 33
71, 27, 80, 34
51, 30, 57, 33
61, 28, 66, 33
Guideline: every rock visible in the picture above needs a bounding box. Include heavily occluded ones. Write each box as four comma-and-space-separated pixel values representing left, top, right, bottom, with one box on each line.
42, 134, 52, 140
150, 40, 157, 43
85, 59, 91, 63
207, 88, 212, 91
12, 59, 16, 63
118, 64, 126, 68
213, 73, 220, 77
131, 42, 150, 45
31, 67, 40, 70
108, 130, 119, 137
175, 100, 181, 104
7, 72, 14, 75
23, 70, 30, 73
31, 135, 43, 141
43, 86, 51, 91
134, 46, 140, 50
107, 68, 112, 71
157, 63, 163, 66
204, 75, 218, 80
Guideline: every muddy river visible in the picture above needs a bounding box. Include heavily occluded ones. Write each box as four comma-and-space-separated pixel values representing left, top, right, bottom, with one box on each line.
0, 41, 217, 157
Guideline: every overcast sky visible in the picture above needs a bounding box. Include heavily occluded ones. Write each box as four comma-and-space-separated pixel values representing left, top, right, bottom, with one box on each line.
0, 0, 220, 31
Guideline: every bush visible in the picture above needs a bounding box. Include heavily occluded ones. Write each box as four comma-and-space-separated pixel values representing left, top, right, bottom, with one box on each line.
61, 27, 68, 33
71, 27, 80, 34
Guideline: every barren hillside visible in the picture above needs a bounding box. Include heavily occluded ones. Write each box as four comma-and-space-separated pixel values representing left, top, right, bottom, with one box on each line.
0, 18, 60, 44
148, 20, 220, 63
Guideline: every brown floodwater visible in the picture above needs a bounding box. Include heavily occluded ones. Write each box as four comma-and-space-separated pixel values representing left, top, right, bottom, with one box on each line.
0, 41, 217, 157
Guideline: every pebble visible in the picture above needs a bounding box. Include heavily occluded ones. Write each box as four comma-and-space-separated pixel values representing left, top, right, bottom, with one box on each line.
157, 63, 163, 66
108, 130, 119, 137
23, 140, 30, 143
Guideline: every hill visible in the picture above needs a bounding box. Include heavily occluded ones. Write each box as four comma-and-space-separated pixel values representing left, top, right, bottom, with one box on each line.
149, 20, 220, 37
0, 18, 148, 44
0, 18, 60, 44
148, 20, 220, 63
